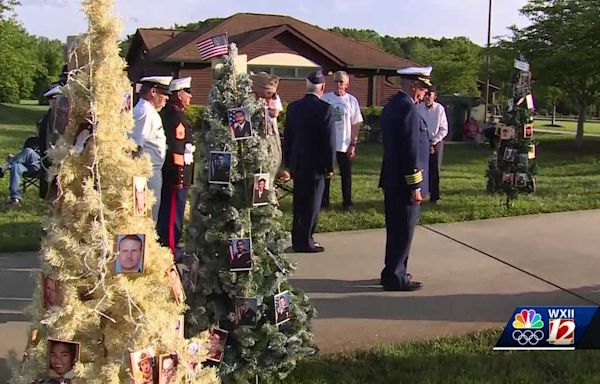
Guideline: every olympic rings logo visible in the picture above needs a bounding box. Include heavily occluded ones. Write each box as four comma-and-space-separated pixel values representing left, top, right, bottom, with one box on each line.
512, 330, 545, 345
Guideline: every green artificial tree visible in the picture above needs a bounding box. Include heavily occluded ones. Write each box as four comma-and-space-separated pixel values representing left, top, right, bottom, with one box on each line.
186, 44, 316, 384
486, 55, 538, 205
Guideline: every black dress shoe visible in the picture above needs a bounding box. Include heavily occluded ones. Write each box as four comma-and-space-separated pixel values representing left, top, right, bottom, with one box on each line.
293, 246, 325, 253
382, 281, 423, 291
379, 273, 412, 285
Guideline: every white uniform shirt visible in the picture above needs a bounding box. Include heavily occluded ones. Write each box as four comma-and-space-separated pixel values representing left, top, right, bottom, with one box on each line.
131, 98, 166, 168
322, 92, 363, 152
418, 101, 448, 145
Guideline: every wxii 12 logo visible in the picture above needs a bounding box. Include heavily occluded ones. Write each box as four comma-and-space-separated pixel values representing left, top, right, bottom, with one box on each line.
511, 309, 544, 346
547, 308, 576, 345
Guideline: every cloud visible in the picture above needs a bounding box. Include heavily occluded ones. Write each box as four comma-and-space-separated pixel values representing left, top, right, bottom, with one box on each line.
128, 16, 140, 23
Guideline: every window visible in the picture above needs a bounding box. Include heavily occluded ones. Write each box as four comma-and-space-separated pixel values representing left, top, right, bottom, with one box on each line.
248, 65, 317, 79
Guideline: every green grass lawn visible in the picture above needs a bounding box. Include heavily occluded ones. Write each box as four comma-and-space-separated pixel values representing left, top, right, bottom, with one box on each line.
279, 134, 600, 232
0, 102, 48, 252
535, 118, 600, 135
2, 101, 600, 251
288, 329, 600, 383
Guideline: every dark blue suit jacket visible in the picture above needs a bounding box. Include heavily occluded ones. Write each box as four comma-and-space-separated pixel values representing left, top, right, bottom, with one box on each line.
284, 94, 336, 177
379, 91, 429, 197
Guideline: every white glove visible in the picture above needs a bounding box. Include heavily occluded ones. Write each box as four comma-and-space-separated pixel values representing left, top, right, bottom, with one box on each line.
184, 143, 195, 165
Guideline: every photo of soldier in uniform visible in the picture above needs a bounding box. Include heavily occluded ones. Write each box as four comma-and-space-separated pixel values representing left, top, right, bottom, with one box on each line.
205, 328, 229, 363
234, 297, 258, 328
252, 173, 270, 206
228, 108, 252, 140
47, 339, 79, 380
274, 291, 291, 326
133, 176, 148, 216
209, 151, 231, 184
228, 238, 252, 271
503, 147, 517, 163
114, 234, 145, 274
130, 348, 156, 384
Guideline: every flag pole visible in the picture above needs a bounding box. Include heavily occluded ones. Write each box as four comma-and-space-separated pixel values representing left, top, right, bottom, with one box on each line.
484, 0, 493, 124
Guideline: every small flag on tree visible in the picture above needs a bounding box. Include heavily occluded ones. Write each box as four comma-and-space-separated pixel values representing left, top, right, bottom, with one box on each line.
196, 33, 229, 60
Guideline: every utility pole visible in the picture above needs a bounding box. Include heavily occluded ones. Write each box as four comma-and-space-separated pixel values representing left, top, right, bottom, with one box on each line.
484, 0, 493, 124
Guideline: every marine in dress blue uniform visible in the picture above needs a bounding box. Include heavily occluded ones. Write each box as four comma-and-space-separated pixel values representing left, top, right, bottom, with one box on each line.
284, 69, 336, 253
379, 66, 432, 291
157, 77, 195, 261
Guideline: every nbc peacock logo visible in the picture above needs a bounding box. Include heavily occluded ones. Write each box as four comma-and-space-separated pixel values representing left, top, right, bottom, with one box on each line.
511, 309, 545, 346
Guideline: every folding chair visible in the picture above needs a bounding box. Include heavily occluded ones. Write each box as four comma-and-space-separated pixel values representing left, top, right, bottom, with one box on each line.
21, 169, 42, 193
274, 178, 293, 201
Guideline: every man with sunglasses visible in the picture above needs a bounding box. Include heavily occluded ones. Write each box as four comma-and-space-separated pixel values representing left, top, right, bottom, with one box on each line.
157, 77, 195, 261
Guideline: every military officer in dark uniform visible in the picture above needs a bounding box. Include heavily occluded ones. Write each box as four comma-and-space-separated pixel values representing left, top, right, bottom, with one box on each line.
284, 69, 336, 253
379, 66, 432, 291
157, 77, 195, 260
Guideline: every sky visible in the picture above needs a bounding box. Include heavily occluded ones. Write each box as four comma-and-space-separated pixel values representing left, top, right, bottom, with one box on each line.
16, 0, 530, 46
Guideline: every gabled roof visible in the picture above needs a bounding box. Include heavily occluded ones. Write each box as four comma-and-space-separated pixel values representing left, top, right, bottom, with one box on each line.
132, 13, 416, 70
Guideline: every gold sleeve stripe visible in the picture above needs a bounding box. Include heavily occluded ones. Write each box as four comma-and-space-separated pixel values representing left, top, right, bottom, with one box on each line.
404, 170, 423, 185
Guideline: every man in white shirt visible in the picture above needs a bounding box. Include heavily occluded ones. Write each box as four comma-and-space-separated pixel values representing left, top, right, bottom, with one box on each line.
418, 85, 448, 204
321, 71, 363, 212
131, 75, 172, 222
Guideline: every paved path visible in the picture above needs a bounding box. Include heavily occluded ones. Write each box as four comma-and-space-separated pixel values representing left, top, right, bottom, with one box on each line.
536, 128, 600, 137
1, 210, 599, 380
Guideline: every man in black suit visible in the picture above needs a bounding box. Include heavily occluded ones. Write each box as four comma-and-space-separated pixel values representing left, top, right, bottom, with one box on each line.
253, 177, 269, 205
211, 154, 230, 182
284, 69, 336, 253
379, 66, 432, 291
231, 110, 251, 138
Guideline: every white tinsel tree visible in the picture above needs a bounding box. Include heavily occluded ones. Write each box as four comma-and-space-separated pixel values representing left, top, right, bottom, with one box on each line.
187, 45, 316, 384
8, 1, 217, 383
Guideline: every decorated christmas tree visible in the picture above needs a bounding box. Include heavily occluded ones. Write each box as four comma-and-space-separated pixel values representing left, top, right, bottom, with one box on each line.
8, 1, 217, 383
486, 55, 537, 204
186, 44, 316, 383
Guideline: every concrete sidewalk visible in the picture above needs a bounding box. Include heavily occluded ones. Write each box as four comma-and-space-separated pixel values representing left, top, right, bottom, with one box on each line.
1, 210, 599, 380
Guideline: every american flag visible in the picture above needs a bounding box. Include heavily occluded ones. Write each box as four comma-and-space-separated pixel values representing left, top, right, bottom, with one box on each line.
196, 33, 229, 61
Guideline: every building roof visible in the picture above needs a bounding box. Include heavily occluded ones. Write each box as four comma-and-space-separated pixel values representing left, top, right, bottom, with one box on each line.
132, 13, 416, 70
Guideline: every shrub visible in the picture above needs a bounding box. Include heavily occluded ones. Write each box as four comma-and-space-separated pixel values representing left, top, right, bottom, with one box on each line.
0, 77, 21, 104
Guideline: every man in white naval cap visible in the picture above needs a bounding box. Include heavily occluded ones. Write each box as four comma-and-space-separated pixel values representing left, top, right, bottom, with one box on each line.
131, 75, 172, 222
378, 66, 432, 291
157, 77, 195, 261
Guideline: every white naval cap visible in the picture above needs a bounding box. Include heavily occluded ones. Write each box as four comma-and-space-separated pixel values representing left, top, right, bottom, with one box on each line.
43, 85, 62, 98
169, 77, 192, 92
139, 76, 173, 94
396, 66, 433, 86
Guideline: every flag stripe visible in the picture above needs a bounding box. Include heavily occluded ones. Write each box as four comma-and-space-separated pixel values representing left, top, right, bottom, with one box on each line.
196, 33, 229, 60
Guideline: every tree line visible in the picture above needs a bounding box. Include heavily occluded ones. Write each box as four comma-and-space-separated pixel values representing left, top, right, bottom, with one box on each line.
3, 1, 600, 140
0, 0, 64, 104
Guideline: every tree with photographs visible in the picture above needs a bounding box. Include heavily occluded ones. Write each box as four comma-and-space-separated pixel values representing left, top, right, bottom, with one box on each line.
511, 0, 600, 145
7, 1, 217, 383
186, 45, 315, 384
486, 57, 537, 204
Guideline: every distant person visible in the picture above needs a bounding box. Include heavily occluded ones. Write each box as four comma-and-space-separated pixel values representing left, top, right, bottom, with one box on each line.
48, 341, 77, 379
418, 85, 448, 204
115, 235, 144, 273
321, 70, 363, 212
379, 66, 432, 292
157, 77, 195, 261
284, 69, 336, 253
463, 115, 481, 142
0, 135, 41, 207
131, 75, 172, 222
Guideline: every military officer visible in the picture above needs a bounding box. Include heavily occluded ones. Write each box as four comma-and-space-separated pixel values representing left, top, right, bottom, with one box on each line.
157, 77, 195, 260
379, 66, 432, 291
284, 69, 336, 253
131, 75, 172, 223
